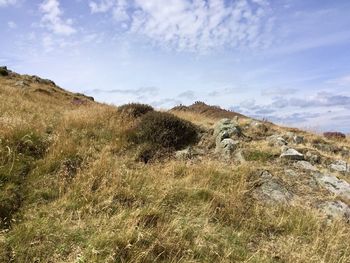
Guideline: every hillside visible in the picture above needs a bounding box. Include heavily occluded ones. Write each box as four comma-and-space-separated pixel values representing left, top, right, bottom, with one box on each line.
1, 67, 350, 263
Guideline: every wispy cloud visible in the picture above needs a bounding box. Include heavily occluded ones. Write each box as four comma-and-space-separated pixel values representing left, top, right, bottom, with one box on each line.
40, 0, 76, 36
87, 86, 158, 97
88, 0, 273, 52
0, 0, 17, 7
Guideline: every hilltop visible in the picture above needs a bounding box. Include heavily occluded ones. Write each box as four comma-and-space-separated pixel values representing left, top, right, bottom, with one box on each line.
1, 67, 350, 263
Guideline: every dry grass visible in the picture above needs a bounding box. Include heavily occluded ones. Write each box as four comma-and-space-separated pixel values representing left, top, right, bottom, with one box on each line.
1, 75, 350, 262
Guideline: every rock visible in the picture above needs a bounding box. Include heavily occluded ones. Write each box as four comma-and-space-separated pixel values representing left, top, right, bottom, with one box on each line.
293, 135, 304, 144
213, 119, 241, 159
285, 169, 298, 177
254, 171, 293, 204
280, 147, 304, 160
213, 118, 242, 139
215, 138, 239, 159
267, 134, 288, 146
14, 80, 29, 88
329, 160, 350, 173
318, 201, 350, 222
175, 147, 193, 160
314, 173, 350, 200
305, 151, 321, 164
295, 161, 317, 171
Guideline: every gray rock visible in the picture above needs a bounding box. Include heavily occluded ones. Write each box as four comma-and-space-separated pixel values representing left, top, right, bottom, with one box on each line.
213, 118, 242, 139
314, 173, 350, 200
319, 201, 350, 222
293, 135, 304, 144
14, 80, 29, 88
280, 148, 304, 160
305, 151, 321, 164
329, 160, 350, 173
215, 138, 239, 159
267, 134, 288, 146
254, 171, 293, 204
285, 169, 298, 177
295, 161, 317, 171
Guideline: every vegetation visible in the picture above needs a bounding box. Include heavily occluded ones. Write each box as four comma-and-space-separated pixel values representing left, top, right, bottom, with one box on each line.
0, 72, 350, 262
324, 131, 346, 140
118, 103, 154, 118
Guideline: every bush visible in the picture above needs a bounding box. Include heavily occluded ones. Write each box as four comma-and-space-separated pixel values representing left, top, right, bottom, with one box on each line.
129, 111, 198, 150
323, 132, 346, 140
0, 67, 9, 76
118, 103, 154, 118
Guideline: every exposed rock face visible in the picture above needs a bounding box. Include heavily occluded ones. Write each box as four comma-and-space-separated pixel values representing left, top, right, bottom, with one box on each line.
213, 119, 241, 158
295, 161, 318, 171
329, 160, 350, 173
267, 135, 288, 146
213, 118, 241, 139
254, 171, 293, 204
280, 147, 304, 160
215, 138, 239, 159
318, 201, 350, 222
314, 173, 350, 200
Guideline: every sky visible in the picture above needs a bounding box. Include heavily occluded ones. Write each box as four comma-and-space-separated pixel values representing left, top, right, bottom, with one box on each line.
1, 0, 350, 132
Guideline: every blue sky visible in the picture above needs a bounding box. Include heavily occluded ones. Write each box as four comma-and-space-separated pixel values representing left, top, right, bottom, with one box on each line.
1, 0, 350, 132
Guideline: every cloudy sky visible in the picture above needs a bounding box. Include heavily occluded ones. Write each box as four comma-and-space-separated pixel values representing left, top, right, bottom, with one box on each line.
1, 0, 350, 132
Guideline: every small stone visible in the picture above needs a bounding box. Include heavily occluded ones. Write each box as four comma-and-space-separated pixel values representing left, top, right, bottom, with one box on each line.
175, 147, 194, 160
293, 135, 304, 144
280, 148, 304, 160
305, 151, 321, 164
267, 134, 288, 146
295, 161, 317, 171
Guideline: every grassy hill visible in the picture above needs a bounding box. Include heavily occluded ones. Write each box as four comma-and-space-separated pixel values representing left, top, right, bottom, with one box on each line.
1, 67, 350, 263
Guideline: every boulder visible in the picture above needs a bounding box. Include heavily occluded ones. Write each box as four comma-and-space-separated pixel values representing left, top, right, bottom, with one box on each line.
280, 147, 304, 160
295, 161, 317, 171
267, 134, 288, 146
253, 171, 293, 204
213, 118, 242, 139
215, 138, 239, 159
318, 201, 350, 222
314, 173, 350, 200
329, 160, 350, 173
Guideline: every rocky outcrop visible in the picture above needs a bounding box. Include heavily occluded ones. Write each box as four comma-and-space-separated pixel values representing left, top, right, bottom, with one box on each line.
314, 173, 350, 200
213, 119, 241, 158
329, 160, 350, 173
253, 171, 293, 204
318, 201, 350, 222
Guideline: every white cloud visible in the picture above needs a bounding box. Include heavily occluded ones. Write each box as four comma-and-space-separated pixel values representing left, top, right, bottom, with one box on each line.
88, 0, 273, 52
40, 0, 76, 36
0, 0, 17, 7
8, 21, 17, 29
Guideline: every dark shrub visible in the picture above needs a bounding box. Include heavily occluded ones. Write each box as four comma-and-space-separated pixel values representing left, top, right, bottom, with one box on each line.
323, 132, 346, 140
118, 103, 154, 118
0, 67, 9, 76
129, 111, 198, 150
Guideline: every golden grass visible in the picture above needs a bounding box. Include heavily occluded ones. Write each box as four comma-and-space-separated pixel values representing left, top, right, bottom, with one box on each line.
1, 75, 350, 262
